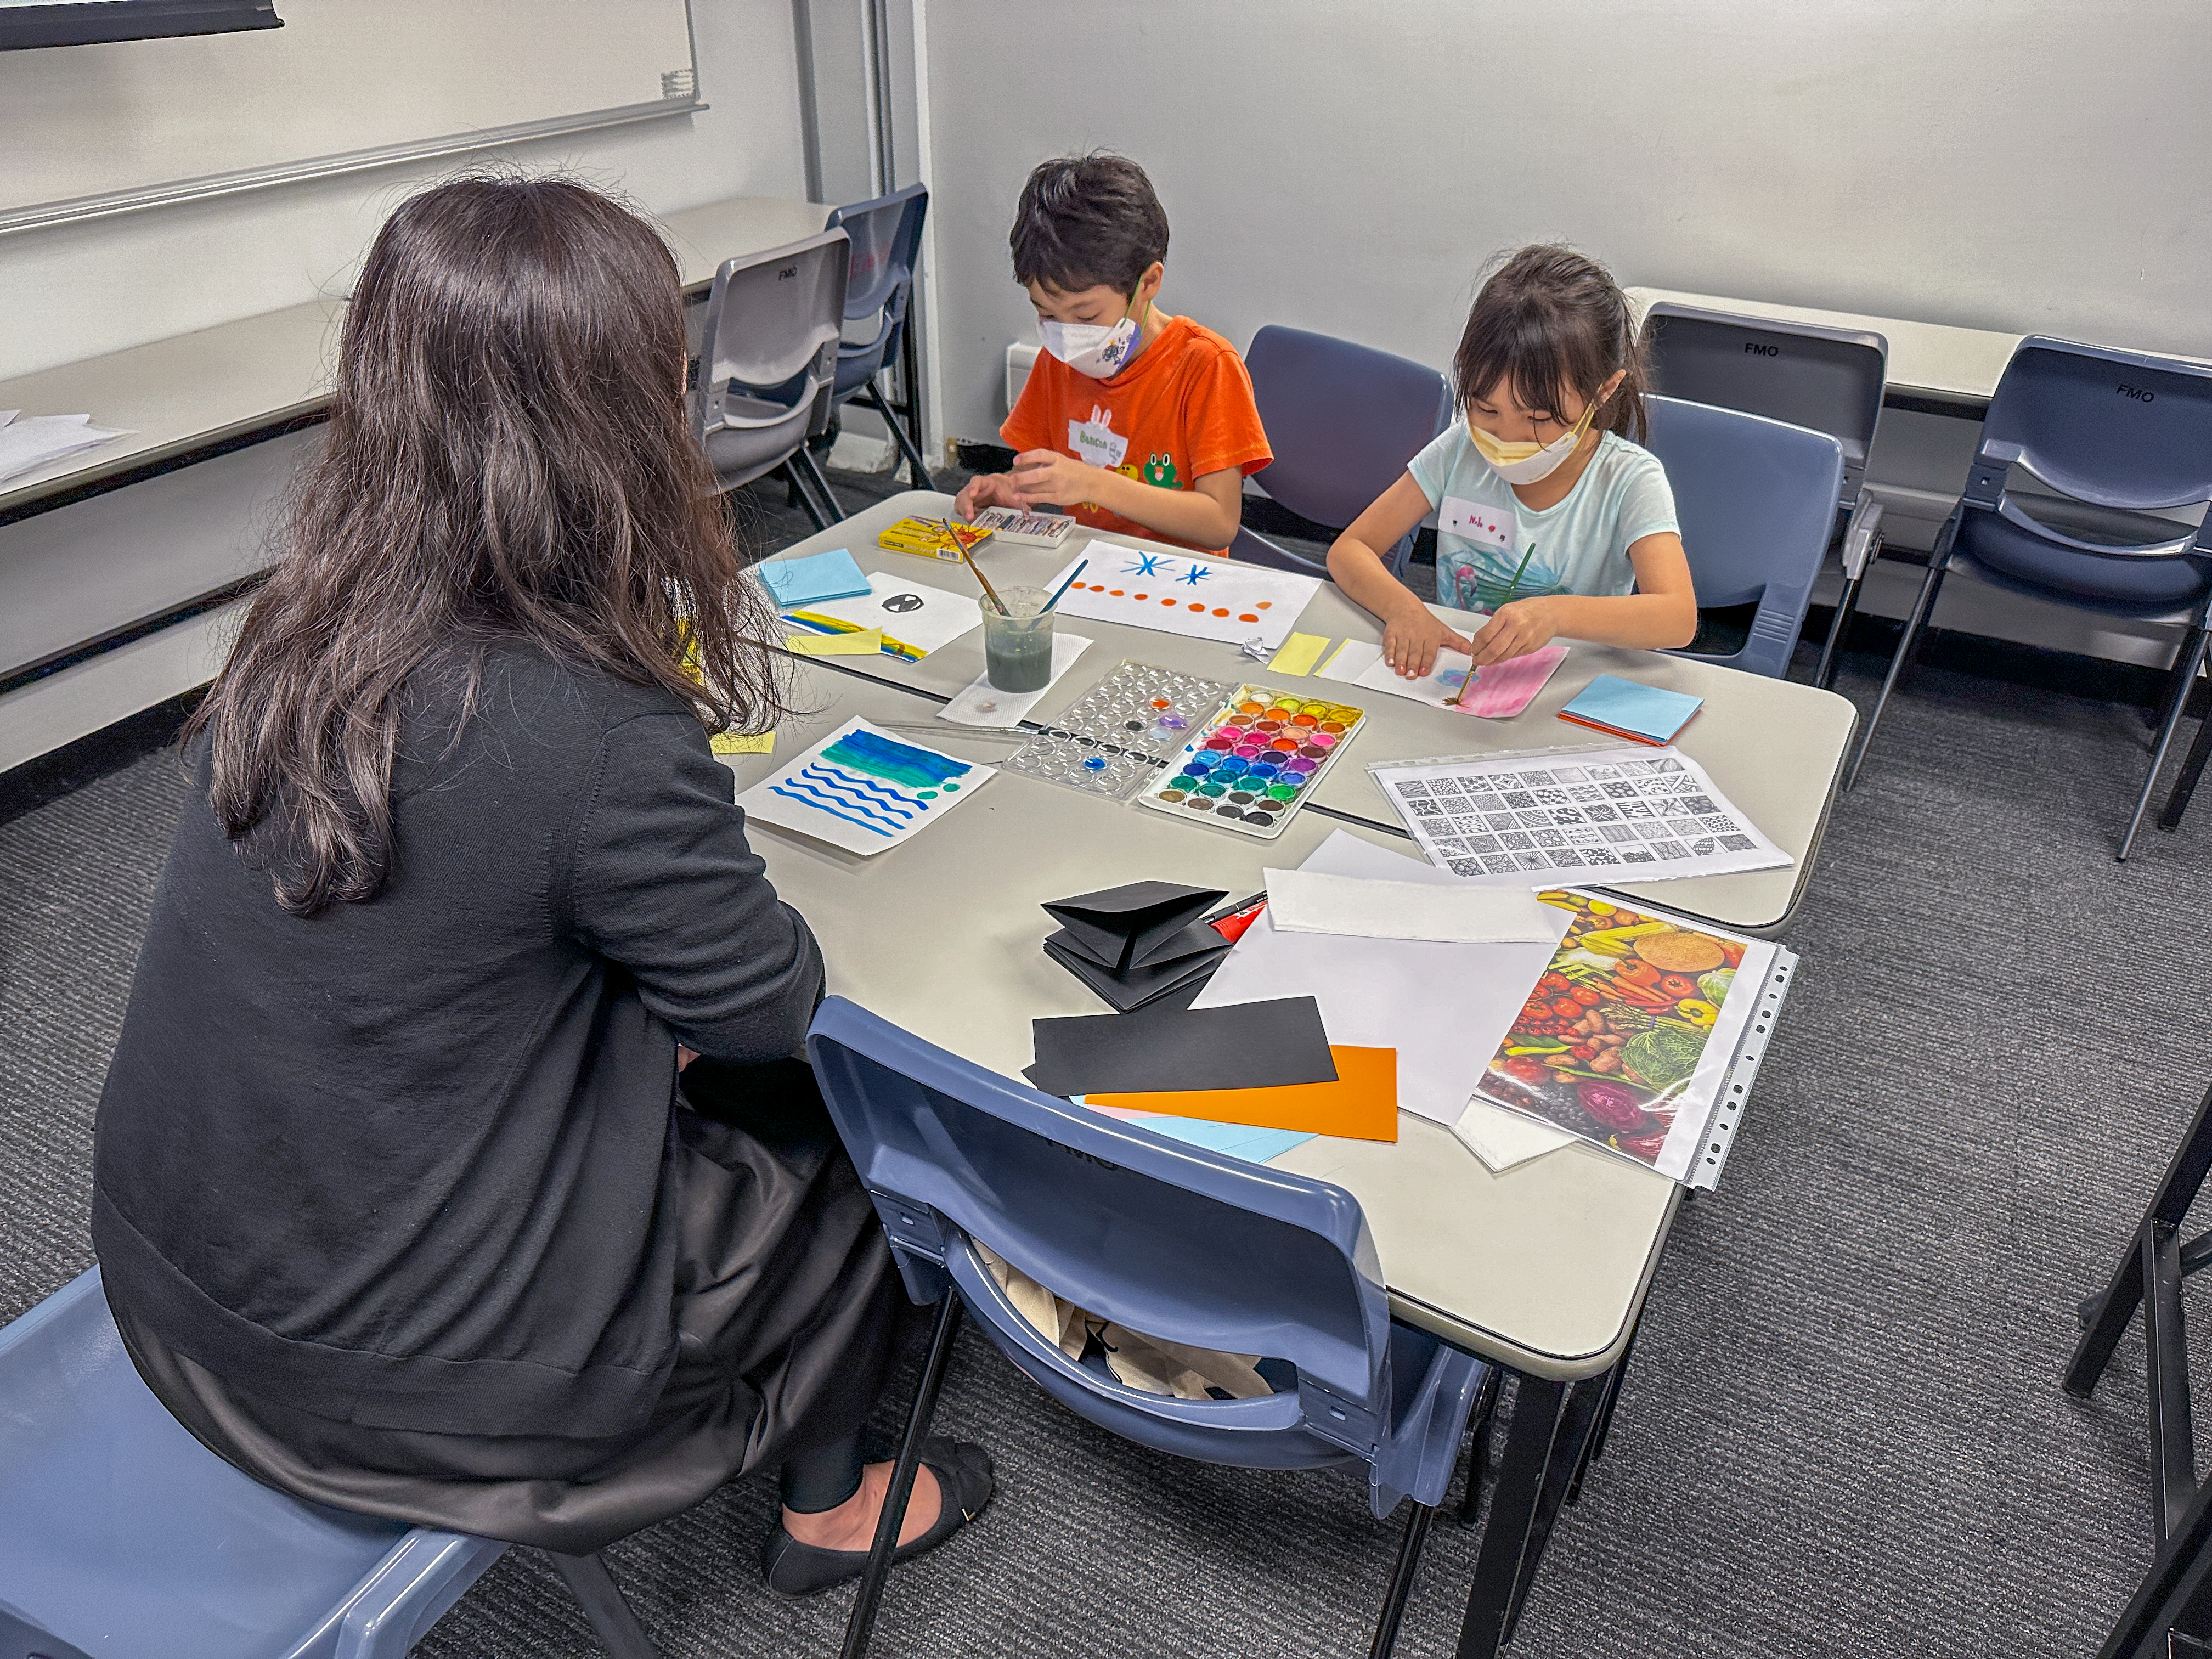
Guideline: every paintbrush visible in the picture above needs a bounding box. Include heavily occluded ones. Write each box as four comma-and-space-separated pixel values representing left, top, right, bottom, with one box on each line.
957, 535, 1009, 615
1041, 558, 1090, 614
1451, 540, 1539, 707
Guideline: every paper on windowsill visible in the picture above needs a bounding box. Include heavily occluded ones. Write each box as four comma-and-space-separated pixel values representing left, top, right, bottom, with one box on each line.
0, 410, 133, 487
1262, 867, 1562, 943
937, 633, 1092, 726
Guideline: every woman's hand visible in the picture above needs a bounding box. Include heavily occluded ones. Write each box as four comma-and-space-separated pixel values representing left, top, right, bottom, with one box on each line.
1381, 605, 1475, 678
953, 472, 1022, 521
1467, 596, 1565, 666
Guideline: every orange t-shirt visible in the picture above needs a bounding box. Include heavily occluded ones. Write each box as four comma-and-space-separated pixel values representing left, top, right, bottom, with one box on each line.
1000, 314, 1273, 552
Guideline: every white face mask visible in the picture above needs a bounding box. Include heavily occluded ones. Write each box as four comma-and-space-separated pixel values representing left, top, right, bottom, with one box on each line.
1037, 302, 1143, 380
1467, 392, 1607, 485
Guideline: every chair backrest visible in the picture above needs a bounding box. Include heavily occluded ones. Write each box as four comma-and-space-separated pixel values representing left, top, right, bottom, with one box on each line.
1641, 302, 1886, 510
805, 997, 1392, 1415
1967, 335, 2212, 520
0, 1269, 500, 1659
694, 228, 850, 438
1643, 394, 1846, 679
1244, 325, 1455, 531
825, 183, 928, 376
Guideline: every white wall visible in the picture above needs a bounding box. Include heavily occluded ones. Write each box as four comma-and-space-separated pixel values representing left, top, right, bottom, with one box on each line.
0, 0, 809, 382
919, 0, 2212, 449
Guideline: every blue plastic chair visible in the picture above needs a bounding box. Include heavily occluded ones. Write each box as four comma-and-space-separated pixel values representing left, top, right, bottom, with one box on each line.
1639, 393, 1847, 680
0, 1269, 662, 1659
1231, 325, 1455, 579
814, 184, 933, 509
1640, 303, 1889, 688
1844, 335, 2212, 860
805, 997, 1495, 1659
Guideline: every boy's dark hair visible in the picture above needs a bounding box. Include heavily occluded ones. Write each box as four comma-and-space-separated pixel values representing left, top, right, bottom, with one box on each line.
1454, 244, 1650, 443
1009, 153, 1170, 298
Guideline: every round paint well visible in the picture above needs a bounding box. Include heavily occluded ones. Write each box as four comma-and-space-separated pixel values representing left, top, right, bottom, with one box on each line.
1308, 731, 1339, 748
1290, 713, 1319, 727
1298, 743, 1328, 759
1267, 783, 1300, 800
1228, 790, 1254, 805
1199, 781, 1227, 797
1159, 789, 1187, 803
1233, 743, 1263, 759
1319, 720, 1346, 734
1269, 737, 1299, 753
1236, 701, 1265, 715
1183, 795, 1212, 812
1243, 809, 1273, 825
1216, 804, 1245, 819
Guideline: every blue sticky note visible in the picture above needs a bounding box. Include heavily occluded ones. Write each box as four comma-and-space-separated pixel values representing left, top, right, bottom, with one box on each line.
1559, 673, 1705, 744
757, 549, 870, 608
1129, 1115, 1317, 1165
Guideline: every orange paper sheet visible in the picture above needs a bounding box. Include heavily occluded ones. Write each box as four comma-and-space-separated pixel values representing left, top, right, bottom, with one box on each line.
1089, 1046, 1398, 1142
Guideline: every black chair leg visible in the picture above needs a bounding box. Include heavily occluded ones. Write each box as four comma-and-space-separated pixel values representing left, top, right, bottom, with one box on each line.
861, 373, 935, 490
1368, 1502, 1437, 1659
1453, 1368, 1502, 1526
2122, 626, 2209, 860
839, 1293, 964, 1659
1843, 558, 1948, 791
1814, 569, 1865, 690
794, 444, 845, 522
780, 459, 833, 534
547, 1550, 662, 1659
2162, 704, 2212, 834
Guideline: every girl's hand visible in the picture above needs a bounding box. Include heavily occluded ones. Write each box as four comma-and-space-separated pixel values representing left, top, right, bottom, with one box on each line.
1382, 606, 1475, 678
953, 472, 1020, 521
1468, 596, 1565, 666
1007, 448, 1099, 509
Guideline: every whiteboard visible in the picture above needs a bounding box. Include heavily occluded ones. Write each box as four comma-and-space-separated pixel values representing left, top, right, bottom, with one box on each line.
0, 0, 700, 231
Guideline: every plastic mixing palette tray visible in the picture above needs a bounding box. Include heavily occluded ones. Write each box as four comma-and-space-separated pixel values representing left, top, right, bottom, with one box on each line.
1000, 661, 1239, 800
1135, 686, 1367, 838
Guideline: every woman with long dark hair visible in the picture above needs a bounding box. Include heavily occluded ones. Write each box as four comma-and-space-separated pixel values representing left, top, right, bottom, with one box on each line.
89, 175, 990, 1594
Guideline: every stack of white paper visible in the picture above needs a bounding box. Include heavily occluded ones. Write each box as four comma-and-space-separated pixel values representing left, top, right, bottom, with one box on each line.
0, 411, 131, 487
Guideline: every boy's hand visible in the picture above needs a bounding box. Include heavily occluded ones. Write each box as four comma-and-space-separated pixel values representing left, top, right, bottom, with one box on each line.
953, 472, 1021, 521
1007, 448, 1099, 509
1468, 596, 1564, 666
1381, 606, 1475, 679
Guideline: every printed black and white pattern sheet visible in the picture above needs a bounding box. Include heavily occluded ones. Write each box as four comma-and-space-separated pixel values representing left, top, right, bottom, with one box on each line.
1370, 743, 1793, 887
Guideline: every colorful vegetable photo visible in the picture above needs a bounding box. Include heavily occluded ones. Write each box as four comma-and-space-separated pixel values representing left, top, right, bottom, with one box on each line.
1474, 892, 1748, 1169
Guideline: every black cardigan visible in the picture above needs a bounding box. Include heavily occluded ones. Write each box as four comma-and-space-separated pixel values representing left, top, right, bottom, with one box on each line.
92, 646, 822, 1439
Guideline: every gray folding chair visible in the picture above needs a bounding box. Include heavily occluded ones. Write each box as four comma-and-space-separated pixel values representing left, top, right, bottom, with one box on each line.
1641, 303, 1888, 686
692, 228, 849, 531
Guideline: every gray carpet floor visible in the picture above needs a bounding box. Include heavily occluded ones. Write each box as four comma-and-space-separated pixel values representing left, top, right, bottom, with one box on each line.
4, 471, 2207, 1656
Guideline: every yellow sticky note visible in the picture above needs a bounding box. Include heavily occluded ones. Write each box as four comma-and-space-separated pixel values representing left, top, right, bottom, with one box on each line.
785, 627, 885, 658
710, 729, 776, 756
1268, 633, 1331, 676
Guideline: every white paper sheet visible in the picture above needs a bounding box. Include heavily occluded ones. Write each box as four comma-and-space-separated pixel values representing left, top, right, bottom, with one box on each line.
1261, 867, 1563, 944
936, 633, 1092, 727
0, 411, 131, 487
1374, 745, 1793, 888
785, 571, 985, 659
1321, 638, 1476, 709
1190, 831, 1567, 1125
1450, 1099, 1578, 1171
1045, 541, 1318, 650
733, 716, 992, 855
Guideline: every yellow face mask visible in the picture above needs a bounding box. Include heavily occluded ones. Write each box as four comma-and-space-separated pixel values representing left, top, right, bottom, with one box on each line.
1467, 390, 1608, 485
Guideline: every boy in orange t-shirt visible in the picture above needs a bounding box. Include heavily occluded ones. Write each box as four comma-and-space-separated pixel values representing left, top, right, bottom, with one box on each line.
954, 154, 1271, 554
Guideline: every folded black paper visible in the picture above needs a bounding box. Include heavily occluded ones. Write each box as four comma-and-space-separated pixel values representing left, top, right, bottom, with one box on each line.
1026, 996, 1338, 1097
1042, 881, 1228, 974
1043, 933, 1228, 1014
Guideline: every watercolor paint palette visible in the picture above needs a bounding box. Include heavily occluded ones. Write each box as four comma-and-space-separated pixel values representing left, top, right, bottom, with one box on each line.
1001, 661, 1239, 800
1135, 685, 1367, 839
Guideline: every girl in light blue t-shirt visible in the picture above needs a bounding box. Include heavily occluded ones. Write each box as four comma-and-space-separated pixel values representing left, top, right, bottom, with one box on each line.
1327, 246, 1697, 676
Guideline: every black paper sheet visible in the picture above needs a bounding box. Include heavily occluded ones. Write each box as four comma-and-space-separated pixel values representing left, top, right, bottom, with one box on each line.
1041, 881, 1227, 973
1026, 996, 1338, 1097
1043, 933, 1228, 1013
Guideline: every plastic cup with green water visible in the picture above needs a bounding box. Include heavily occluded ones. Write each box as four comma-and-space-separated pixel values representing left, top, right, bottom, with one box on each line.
981, 585, 1055, 693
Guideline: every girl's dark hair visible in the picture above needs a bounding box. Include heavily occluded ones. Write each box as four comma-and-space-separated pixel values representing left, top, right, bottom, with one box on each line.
187, 173, 784, 917
1009, 152, 1169, 297
1453, 244, 1649, 443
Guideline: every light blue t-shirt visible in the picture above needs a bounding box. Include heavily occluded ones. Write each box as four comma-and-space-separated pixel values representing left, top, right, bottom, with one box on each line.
1405, 424, 1678, 612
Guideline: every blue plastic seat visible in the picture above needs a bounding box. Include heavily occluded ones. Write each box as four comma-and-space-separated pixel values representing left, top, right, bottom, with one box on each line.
804, 997, 1494, 1659
1640, 394, 1846, 679
1231, 325, 1455, 579
814, 184, 933, 509
1640, 303, 1889, 687
1844, 336, 2212, 860
0, 1269, 662, 1659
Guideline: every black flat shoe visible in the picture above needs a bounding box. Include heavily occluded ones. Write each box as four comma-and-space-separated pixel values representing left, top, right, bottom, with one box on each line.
759, 1436, 995, 1598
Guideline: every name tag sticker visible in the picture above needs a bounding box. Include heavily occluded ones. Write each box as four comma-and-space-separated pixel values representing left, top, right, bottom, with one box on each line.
1068, 405, 1130, 470
1441, 496, 1514, 549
